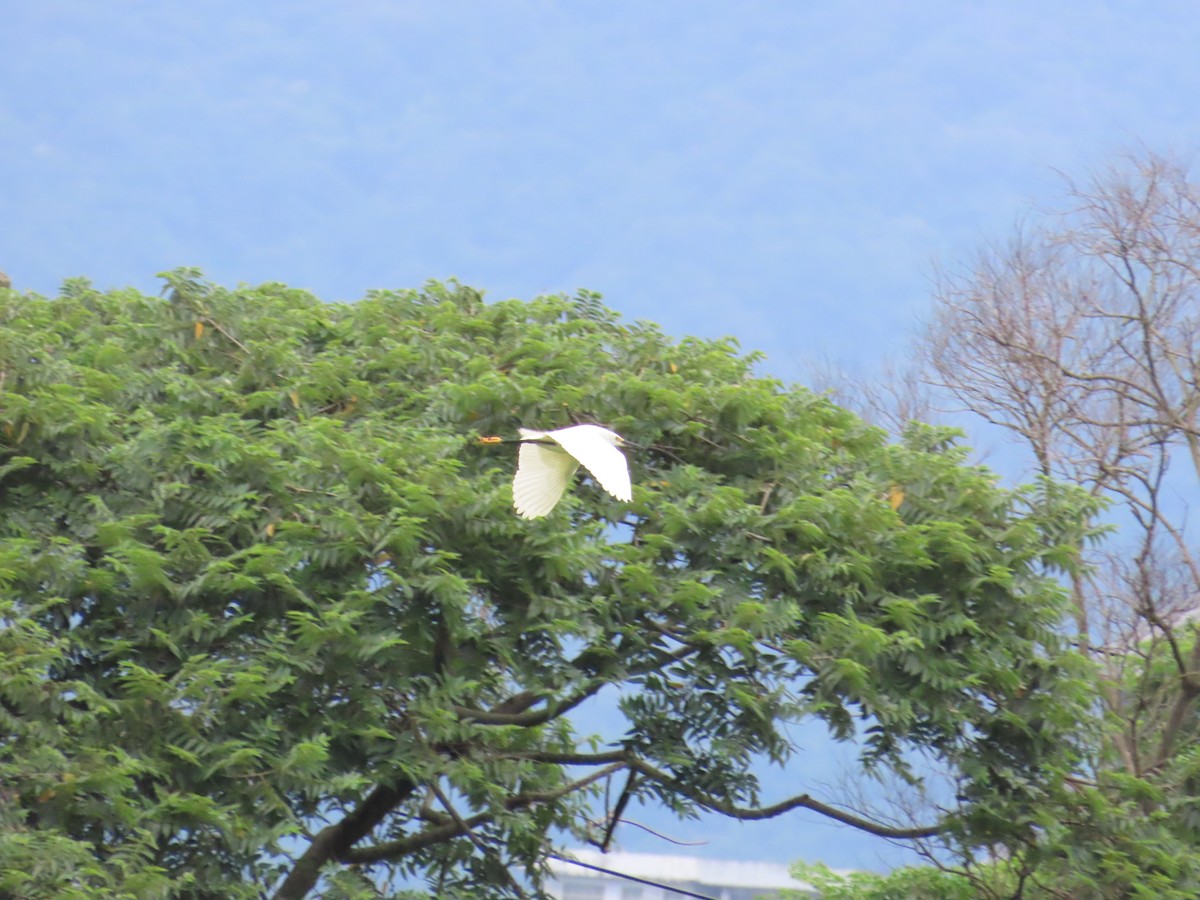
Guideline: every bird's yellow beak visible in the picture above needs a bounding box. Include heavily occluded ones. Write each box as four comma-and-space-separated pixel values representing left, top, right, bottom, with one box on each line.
478, 435, 504, 444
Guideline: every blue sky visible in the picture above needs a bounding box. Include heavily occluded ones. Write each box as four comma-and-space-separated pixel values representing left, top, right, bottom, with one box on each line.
7, 1, 1199, 381
4, 0, 1200, 875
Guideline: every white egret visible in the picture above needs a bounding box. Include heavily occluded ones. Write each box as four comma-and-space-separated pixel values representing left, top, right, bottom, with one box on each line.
480, 424, 632, 518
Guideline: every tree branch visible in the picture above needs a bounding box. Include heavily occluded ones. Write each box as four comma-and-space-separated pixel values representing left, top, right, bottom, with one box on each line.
343, 763, 626, 865
273, 780, 418, 900
454, 679, 606, 726
623, 754, 941, 839
499, 749, 628, 766
452, 641, 697, 727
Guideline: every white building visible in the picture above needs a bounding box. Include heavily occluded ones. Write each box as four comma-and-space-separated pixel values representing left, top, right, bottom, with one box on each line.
545, 850, 817, 900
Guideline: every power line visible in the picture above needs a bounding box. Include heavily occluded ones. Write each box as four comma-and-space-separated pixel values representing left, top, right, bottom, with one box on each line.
547, 852, 720, 900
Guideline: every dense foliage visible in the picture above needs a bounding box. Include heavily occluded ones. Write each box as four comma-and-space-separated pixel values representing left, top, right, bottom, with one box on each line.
0, 272, 1092, 897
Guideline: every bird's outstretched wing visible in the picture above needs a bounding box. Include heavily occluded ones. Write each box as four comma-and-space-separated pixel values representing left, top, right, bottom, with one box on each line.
513, 431, 580, 518
548, 425, 632, 502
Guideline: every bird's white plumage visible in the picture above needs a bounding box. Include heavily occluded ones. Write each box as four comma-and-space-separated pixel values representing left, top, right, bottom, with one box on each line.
511, 424, 632, 518
512, 430, 580, 518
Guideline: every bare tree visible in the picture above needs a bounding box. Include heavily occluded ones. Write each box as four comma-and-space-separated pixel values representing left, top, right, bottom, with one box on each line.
804, 354, 939, 437
923, 150, 1200, 779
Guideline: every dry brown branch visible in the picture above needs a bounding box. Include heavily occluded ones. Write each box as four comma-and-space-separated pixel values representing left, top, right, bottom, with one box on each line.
921, 150, 1200, 780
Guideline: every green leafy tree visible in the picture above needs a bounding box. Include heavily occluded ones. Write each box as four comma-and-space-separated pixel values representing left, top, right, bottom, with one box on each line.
0, 272, 1092, 898
789, 860, 986, 900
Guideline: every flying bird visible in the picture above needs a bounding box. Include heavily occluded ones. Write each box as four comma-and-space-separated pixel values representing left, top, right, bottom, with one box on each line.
480, 424, 632, 518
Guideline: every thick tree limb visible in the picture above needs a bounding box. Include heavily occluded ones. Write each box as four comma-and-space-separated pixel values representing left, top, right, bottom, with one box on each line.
273, 781, 418, 900
499, 749, 627, 765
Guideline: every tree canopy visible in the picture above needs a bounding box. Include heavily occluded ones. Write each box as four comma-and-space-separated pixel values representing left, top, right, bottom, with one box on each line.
0, 272, 1093, 898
